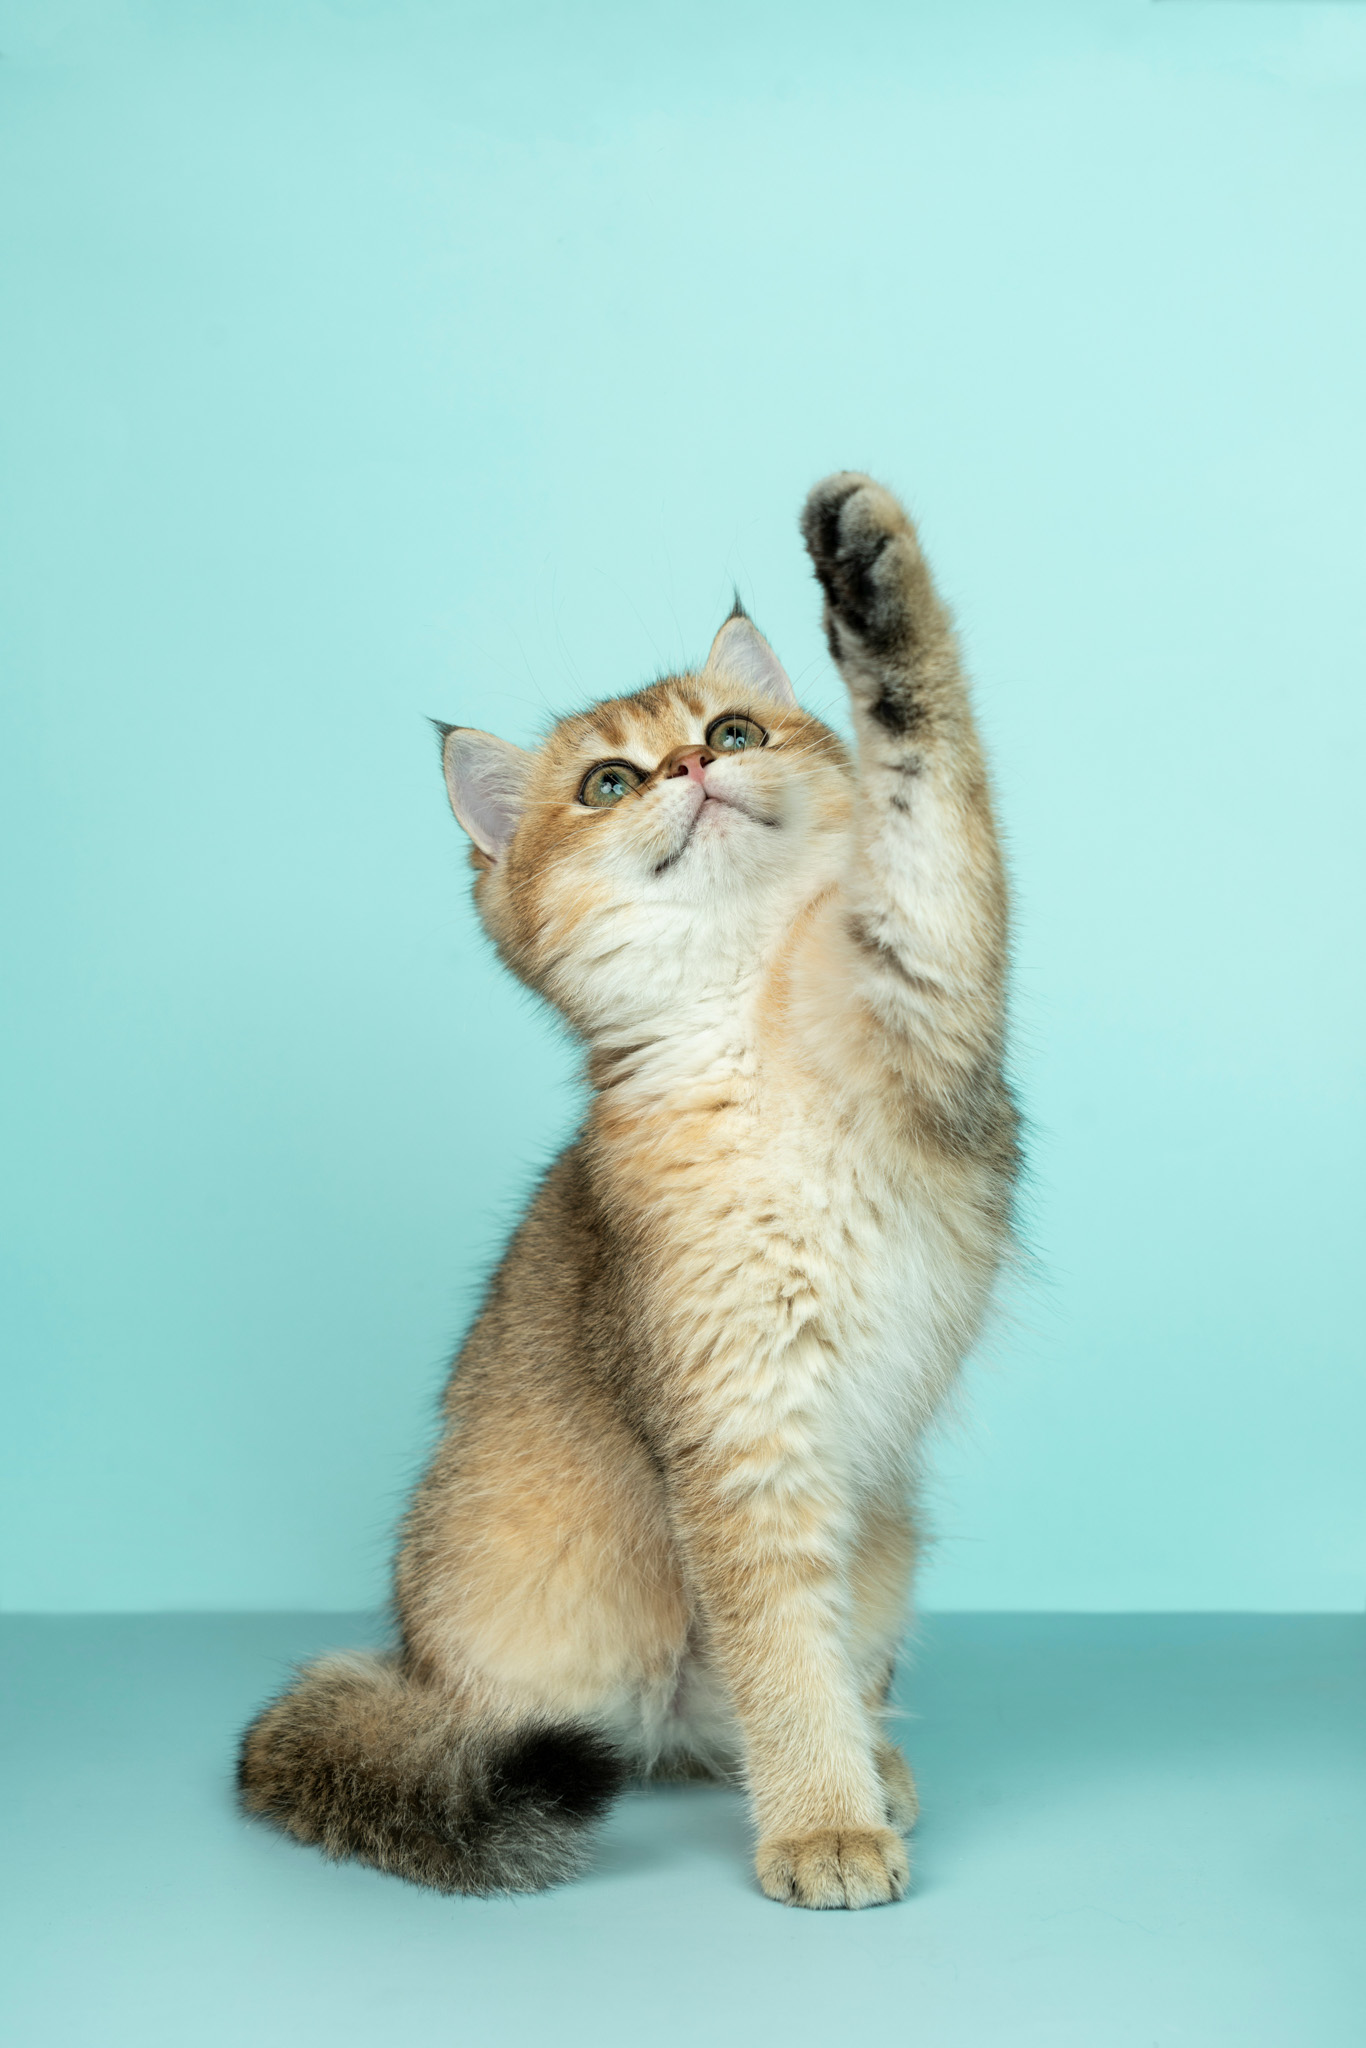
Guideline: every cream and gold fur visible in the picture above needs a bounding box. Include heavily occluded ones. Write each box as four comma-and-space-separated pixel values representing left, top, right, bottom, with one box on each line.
238, 473, 1017, 1910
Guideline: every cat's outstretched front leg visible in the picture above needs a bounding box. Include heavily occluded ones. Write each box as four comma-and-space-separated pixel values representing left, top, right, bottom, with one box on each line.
799, 474, 1013, 1159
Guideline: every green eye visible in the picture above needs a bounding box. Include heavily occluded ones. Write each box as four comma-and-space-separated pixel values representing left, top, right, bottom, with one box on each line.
579, 760, 644, 808
705, 713, 768, 753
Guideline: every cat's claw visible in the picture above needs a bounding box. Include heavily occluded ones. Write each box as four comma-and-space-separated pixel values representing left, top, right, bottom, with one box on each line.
755, 1826, 910, 1909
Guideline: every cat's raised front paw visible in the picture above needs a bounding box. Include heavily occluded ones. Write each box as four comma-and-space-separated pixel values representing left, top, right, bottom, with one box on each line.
756, 1825, 910, 1909
800, 471, 923, 662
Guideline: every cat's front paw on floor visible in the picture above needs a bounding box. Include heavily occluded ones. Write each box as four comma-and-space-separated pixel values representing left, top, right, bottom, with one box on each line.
755, 1826, 910, 1909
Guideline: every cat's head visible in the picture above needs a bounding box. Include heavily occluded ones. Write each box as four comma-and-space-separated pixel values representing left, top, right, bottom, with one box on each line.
439, 608, 850, 1036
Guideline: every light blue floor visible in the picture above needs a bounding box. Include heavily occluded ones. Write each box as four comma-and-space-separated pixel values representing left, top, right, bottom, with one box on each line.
2, 1615, 1362, 2046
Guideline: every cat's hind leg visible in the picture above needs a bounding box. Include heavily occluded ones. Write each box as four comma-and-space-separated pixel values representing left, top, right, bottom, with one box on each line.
241, 1371, 690, 1894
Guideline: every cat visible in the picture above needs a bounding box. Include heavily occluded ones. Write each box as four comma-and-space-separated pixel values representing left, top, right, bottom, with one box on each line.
238, 472, 1018, 1910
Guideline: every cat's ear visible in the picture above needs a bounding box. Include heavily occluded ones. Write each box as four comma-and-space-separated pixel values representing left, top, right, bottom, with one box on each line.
436, 724, 533, 860
703, 603, 797, 708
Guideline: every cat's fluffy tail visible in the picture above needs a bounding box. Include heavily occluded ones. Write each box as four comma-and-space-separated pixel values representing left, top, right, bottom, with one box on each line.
237, 1651, 624, 1895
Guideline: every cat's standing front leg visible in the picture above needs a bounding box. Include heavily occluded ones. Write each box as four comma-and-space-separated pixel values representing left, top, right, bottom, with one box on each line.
669, 1456, 910, 1909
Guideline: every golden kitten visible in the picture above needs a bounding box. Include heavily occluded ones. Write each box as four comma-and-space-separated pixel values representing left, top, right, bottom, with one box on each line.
239, 472, 1017, 1909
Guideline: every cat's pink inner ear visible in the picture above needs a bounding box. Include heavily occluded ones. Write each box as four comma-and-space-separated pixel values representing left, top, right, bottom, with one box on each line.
703, 614, 797, 708
441, 728, 533, 859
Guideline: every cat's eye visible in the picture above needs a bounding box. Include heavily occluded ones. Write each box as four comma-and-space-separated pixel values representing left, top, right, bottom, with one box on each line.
579, 760, 644, 808
705, 713, 768, 753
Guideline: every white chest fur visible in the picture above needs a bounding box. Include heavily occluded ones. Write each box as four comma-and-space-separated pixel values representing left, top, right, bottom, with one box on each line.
601, 1004, 996, 1504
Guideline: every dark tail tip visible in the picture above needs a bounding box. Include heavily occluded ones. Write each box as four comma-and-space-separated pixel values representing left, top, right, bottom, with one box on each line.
490, 1725, 626, 1823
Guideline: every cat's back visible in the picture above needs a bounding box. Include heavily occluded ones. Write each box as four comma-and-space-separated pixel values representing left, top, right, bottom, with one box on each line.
443, 1138, 611, 1408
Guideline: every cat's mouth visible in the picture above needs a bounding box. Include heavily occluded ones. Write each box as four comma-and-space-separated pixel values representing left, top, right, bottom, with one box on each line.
652, 784, 779, 874
707, 788, 780, 829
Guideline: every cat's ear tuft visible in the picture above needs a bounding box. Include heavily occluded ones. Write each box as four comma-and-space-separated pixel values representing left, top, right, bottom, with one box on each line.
703, 610, 796, 707
438, 725, 533, 860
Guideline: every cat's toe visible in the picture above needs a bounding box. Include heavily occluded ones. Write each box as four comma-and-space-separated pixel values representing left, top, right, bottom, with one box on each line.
756, 1826, 910, 1909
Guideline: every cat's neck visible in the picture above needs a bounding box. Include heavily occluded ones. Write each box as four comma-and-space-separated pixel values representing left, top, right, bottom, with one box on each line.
578, 883, 835, 1112
556, 865, 838, 1107
584, 972, 760, 1103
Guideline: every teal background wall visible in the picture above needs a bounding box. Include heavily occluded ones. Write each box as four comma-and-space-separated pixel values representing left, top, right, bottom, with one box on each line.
2, 0, 1362, 1615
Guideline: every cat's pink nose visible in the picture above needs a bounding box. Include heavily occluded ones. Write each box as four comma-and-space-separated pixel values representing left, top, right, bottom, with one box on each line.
665, 745, 716, 785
